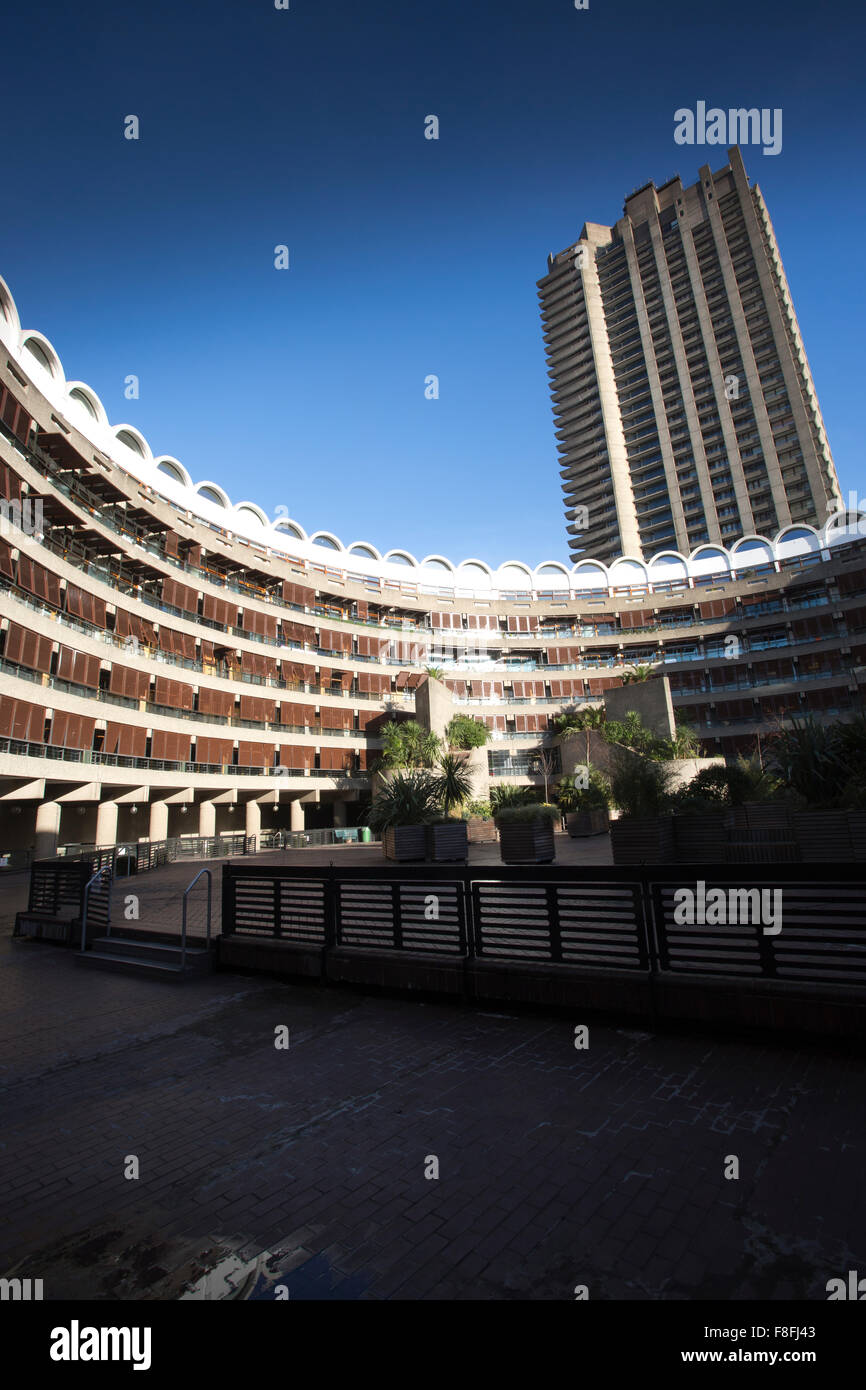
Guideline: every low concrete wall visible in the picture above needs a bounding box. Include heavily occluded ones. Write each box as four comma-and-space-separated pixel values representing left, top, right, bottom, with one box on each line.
557, 730, 723, 789
215, 936, 866, 1041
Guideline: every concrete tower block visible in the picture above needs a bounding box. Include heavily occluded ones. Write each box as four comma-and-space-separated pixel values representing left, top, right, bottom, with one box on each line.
604, 675, 676, 740
414, 676, 453, 739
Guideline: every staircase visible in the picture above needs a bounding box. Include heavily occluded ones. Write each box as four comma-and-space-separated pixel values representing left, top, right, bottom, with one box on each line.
75, 932, 213, 981
74, 866, 214, 982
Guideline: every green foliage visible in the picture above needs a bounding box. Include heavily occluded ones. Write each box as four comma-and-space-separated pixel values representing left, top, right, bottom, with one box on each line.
603, 711, 702, 761
424, 666, 445, 681
445, 714, 490, 750
463, 799, 492, 820
376, 719, 442, 771
552, 705, 606, 736
610, 750, 675, 818
621, 664, 656, 684
366, 771, 443, 831
489, 784, 539, 814
557, 768, 611, 812
657, 722, 701, 760
494, 802, 560, 825
433, 753, 474, 816
603, 710, 660, 757
725, 757, 784, 805
768, 716, 849, 808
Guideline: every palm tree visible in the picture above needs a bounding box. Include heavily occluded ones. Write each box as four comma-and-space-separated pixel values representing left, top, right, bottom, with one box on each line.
621, 663, 657, 685
366, 770, 442, 831
433, 754, 474, 817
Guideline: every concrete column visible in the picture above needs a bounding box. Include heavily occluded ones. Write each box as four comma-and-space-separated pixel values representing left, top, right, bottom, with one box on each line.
149, 801, 169, 841
333, 799, 347, 827
198, 801, 216, 837
95, 801, 118, 848
34, 801, 61, 859
245, 801, 261, 843
290, 799, 304, 832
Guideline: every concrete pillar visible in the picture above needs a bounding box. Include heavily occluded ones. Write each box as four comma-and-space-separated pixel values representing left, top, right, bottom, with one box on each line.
333, 799, 347, 827
245, 801, 261, 844
149, 801, 169, 841
414, 675, 454, 740
95, 801, 118, 848
290, 799, 304, 832
198, 801, 216, 837
34, 801, 62, 859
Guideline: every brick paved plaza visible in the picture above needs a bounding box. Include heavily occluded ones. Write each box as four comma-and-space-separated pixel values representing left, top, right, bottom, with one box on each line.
1, 847, 864, 1301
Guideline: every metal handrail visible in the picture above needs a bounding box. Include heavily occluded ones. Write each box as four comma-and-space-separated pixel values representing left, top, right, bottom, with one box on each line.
181, 868, 212, 972
80, 866, 111, 953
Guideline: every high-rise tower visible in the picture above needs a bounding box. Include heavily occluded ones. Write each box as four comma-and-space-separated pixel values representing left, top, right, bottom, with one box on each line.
538, 146, 841, 562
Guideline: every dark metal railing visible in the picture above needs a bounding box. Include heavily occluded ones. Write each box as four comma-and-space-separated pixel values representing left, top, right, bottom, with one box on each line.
220, 861, 866, 989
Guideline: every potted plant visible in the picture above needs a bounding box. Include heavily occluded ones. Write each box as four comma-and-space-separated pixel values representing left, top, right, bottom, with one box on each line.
668, 766, 731, 863
463, 798, 497, 844
367, 771, 441, 861
427, 754, 473, 861
609, 752, 675, 865
495, 802, 559, 864
558, 768, 611, 837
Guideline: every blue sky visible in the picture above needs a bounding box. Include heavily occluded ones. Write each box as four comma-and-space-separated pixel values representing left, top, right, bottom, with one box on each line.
1, 0, 863, 566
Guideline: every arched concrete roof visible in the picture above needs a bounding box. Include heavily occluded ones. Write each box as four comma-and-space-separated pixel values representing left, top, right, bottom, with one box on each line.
21, 331, 63, 381
113, 425, 151, 459
154, 456, 193, 488
66, 382, 109, 427
0, 270, 861, 599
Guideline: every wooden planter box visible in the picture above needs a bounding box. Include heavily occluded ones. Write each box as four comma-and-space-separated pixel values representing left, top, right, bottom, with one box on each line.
467, 817, 497, 844
382, 825, 427, 862
726, 802, 799, 863
793, 811, 853, 862
610, 815, 675, 866
673, 812, 728, 864
566, 809, 610, 838
496, 820, 556, 864
848, 811, 866, 862
426, 822, 469, 862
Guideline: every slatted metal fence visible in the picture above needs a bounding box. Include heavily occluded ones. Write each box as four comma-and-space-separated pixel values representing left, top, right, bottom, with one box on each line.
222, 862, 866, 989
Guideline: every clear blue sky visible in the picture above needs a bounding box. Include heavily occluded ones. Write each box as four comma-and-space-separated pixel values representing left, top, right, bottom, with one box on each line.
1, 0, 863, 566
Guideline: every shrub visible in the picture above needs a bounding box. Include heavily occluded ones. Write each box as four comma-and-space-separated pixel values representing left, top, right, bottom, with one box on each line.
463, 799, 492, 820
445, 714, 490, 750
376, 719, 442, 771
657, 722, 701, 760
490, 784, 539, 814
610, 751, 674, 817
557, 768, 610, 812
767, 715, 846, 807
603, 710, 661, 757
366, 771, 443, 831
494, 802, 560, 825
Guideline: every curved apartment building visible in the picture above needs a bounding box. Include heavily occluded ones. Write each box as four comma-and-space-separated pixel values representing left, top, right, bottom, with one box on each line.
1, 271, 865, 858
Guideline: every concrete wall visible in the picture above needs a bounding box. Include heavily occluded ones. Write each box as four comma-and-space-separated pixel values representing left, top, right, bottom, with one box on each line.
414, 676, 453, 740
603, 676, 675, 739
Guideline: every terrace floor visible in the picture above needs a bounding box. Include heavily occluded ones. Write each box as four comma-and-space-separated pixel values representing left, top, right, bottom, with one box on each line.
0, 840, 863, 1301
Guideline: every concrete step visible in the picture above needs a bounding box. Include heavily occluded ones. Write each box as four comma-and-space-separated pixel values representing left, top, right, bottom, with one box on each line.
75, 935, 213, 980
89, 935, 211, 968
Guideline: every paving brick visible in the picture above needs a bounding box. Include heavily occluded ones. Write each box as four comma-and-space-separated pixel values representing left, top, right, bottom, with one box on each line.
0, 880, 863, 1301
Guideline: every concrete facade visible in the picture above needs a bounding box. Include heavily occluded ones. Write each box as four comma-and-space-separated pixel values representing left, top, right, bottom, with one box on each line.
538, 147, 843, 563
